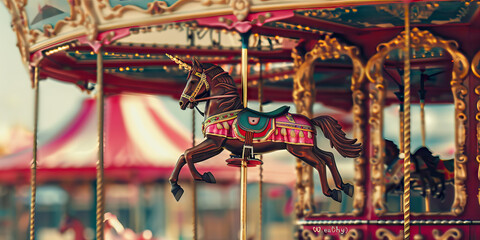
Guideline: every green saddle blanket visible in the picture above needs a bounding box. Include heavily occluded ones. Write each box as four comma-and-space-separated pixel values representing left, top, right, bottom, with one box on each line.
237, 106, 289, 132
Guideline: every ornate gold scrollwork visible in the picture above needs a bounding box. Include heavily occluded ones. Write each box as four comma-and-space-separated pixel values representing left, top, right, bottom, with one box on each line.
96, 0, 249, 21
299, 228, 362, 240
229, 0, 251, 21
97, 0, 186, 20
340, 229, 362, 240
471, 50, 480, 209
292, 36, 366, 217
432, 228, 462, 240
4, 0, 30, 64
366, 28, 469, 216
413, 233, 425, 240
375, 228, 403, 240
4, 0, 99, 50
299, 229, 329, 240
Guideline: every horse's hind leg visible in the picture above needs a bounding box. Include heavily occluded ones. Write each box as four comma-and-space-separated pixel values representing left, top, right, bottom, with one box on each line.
314, 147, 353, 197
286, 144, 342, 203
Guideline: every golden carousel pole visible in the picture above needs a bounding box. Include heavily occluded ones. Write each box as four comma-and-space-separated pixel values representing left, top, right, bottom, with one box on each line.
419, 74, 430, 213
96, 47, 106, 240
29, 66, 40, 240
192, 109, 198, 240
258, 61, 263, 240
403, 3, 412, 239
240, 31, 251, 240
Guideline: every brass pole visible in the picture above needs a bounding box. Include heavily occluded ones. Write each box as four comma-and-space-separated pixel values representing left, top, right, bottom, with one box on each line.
420, 99, 430, 212
96, 48, 105, 240
242, 47, 248, 108
240, 32, 250, 240
258, 62, 263, 240
29, 66, 39, 240
192, 109, 198, 240
403, 3, 412, 240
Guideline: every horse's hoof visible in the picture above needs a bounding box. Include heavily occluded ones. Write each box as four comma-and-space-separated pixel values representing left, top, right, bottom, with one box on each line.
342, 183, 354, 197
171, 184, 184, 202
330, 189, 342, 203
202, 172, 216, 184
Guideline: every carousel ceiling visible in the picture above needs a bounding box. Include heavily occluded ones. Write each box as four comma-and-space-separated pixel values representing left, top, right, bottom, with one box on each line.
4, 0, 480, 110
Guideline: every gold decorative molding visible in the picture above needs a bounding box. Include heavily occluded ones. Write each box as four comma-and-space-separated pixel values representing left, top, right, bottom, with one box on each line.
432, 228, 462, 240
4, 0, 30, 64
292, 45, 315, 217
339, 229, 362, 240
81, 0, 99, 41
472, 51, 480, 79
96, 0, 252, 22
230, 0, 251, 21
375, 228, 403, 240
300, 229, 329, 240
97, 0, 188, 20
292, 36, 366, 217
413, 234, 425, 240
366, 28, 469, 216
472, 50, 480, 221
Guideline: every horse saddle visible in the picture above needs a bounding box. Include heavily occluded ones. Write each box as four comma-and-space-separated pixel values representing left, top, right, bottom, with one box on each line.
237, 106, 290, 132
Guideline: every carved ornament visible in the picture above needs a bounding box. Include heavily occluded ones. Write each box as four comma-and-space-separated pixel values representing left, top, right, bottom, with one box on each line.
432, 228, 462, 240
292, 36, 366, 217
473, 50, 480, 208
366, 28, 469, 216
375, 228, 403, 240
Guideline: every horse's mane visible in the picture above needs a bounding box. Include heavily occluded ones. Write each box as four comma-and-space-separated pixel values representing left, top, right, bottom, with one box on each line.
202, 63, 242, 110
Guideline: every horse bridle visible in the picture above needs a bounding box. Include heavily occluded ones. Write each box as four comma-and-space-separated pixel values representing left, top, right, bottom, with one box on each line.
181, 68, 236, 103
181, 71, 209, 103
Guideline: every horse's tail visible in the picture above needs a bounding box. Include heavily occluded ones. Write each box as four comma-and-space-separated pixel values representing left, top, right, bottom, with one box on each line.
311, 115, 362, 158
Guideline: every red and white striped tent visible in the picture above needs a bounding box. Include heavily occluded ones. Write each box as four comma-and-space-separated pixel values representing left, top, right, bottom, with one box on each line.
0, 94, 296, 184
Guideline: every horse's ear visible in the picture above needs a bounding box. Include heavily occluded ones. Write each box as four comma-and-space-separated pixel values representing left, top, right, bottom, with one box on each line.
192, 57, 203, 72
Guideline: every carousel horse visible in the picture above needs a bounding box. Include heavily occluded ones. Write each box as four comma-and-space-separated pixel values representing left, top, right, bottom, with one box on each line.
384, 140, 454, 200
167, 56, 362, 203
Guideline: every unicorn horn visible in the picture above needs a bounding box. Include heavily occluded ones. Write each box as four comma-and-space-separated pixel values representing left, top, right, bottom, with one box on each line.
165, 53, 192, 72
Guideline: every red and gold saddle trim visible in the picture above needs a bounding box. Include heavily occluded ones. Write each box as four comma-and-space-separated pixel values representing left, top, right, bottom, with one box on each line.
202, 109, 241, 134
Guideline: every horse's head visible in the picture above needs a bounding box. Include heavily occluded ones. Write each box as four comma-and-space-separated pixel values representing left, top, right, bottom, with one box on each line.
179, 57, 210, 110
384, 140, 403, 186
384, 139, 400, 167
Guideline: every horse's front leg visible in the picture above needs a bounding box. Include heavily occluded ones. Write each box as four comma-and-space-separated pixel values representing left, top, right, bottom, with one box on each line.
169, 136, 225, 201
184, 136, 225, 182
169, 154, 187, 201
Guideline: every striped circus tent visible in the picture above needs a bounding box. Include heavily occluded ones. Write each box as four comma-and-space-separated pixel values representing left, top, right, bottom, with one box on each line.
0, 94, 296, 184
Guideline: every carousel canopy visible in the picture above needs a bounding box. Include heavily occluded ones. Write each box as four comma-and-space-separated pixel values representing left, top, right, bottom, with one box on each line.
0, 94, 297, 184
5, 0, 478, 110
